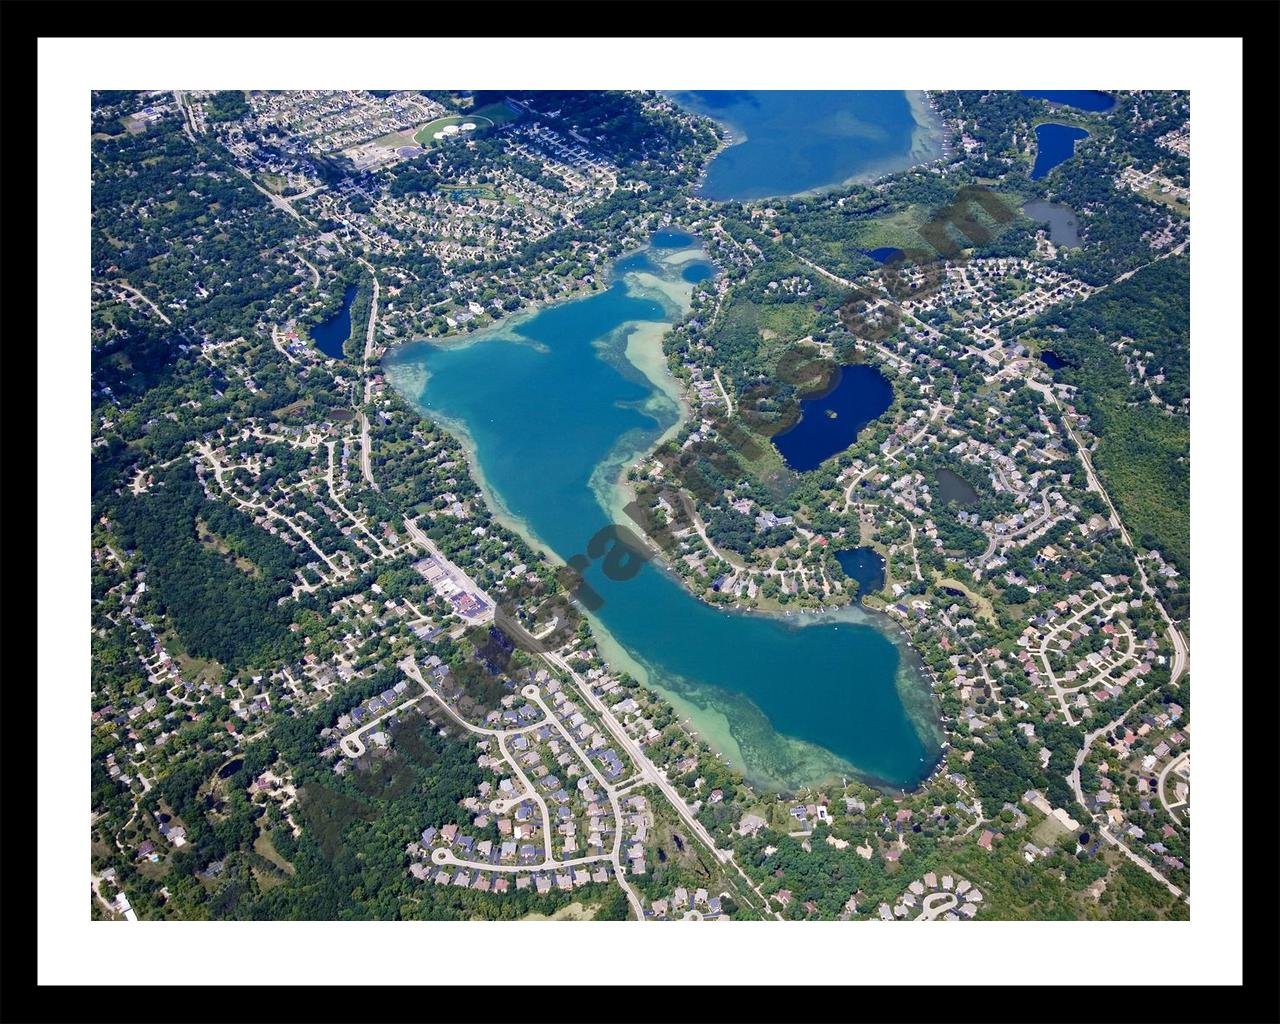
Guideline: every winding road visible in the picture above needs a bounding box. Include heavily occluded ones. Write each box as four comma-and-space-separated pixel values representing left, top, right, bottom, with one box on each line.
95, 279, 172, 325
1027, 377, 1189, 684
713, 370, 734, 416
356, 257, 381, 489
396, 657, 646, 919
1157, 751, 1190, 823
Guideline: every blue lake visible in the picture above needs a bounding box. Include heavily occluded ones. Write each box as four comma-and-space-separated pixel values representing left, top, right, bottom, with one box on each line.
866, 247, 905, 264
668, 91, 941, 202
681, 261, 715, 284
311, 283, 356, 360
384, 236, 941, 790
835, 546, 886, 602
1030, 123, 1089, 180
1021, 90, 1114, 112
773, 363, 894, 472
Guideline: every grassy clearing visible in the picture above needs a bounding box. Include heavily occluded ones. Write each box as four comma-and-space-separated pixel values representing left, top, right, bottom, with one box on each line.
176, 651, 222, 685
136, 855, 171, 880
252, 867, 288, 891
1030, 113, 1105, 133
758, 303, 820, 343
471, 101, 520, 126
196, 518, 261, 578
441, 183, 500, 201
257, 172, 288, 195
1138, 185, 1189, 217
371, 128, 421, 150
857, 204, 933, 252
935, 576, 996, 626
271, 396, 314, 418
521, 901, 599, 921
1031, 812, 1071, 847
862, 193, 1027, 255
161, 629, 225, 686
734, 425, 790, 488
254, 831, 296, 875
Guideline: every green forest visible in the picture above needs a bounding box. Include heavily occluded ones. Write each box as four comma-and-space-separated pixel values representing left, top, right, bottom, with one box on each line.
107, 463, 302, 670
1025, 257, 1190, 574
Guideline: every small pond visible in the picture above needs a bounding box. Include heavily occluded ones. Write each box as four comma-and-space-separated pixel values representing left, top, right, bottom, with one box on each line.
933, 468, 980, 506
772, 364, 894, 472
311, 283, 357, 360
835, 546, 886, 601
1021, 198, 1081, 248
1030, 123, 1089, 180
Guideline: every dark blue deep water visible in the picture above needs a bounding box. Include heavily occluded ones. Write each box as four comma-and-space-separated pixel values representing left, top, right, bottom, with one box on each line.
681, 261, 714, 283
1020, 90, 1115, 112
773, 364, 894, 472
669, 91, 934, 201
311, 284, 357, 360
651, 228, 694, 249
1030, 123, 1089, 180
866, 247, 905, 264
615, 250, 657, 275
1040, 350, 1067, 370
835, 546, 886, 601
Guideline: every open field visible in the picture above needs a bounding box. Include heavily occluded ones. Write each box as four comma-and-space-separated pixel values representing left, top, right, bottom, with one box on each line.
440, 183, 500, 201
254, 831, 296, 875
257, 173, 289, 195
1137, 185, 1189, 217
271, 396, 315, 419
414, 114, 494, 148
196, 518, 261, 578
856, 204, 934, 252
371, 128, 422, 151
1031, 811, 1072, 848
161, 630, 225, 685
936, 576, 996, 625
470, 101, 521, 126
520, 901, 599, 921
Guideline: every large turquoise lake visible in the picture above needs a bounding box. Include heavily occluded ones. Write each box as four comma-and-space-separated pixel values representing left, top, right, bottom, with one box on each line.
384, 236, 942, 790
667, 91, 944, 201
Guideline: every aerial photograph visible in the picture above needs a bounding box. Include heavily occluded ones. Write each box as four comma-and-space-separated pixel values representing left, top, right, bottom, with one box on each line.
88, 85, 1191, 924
